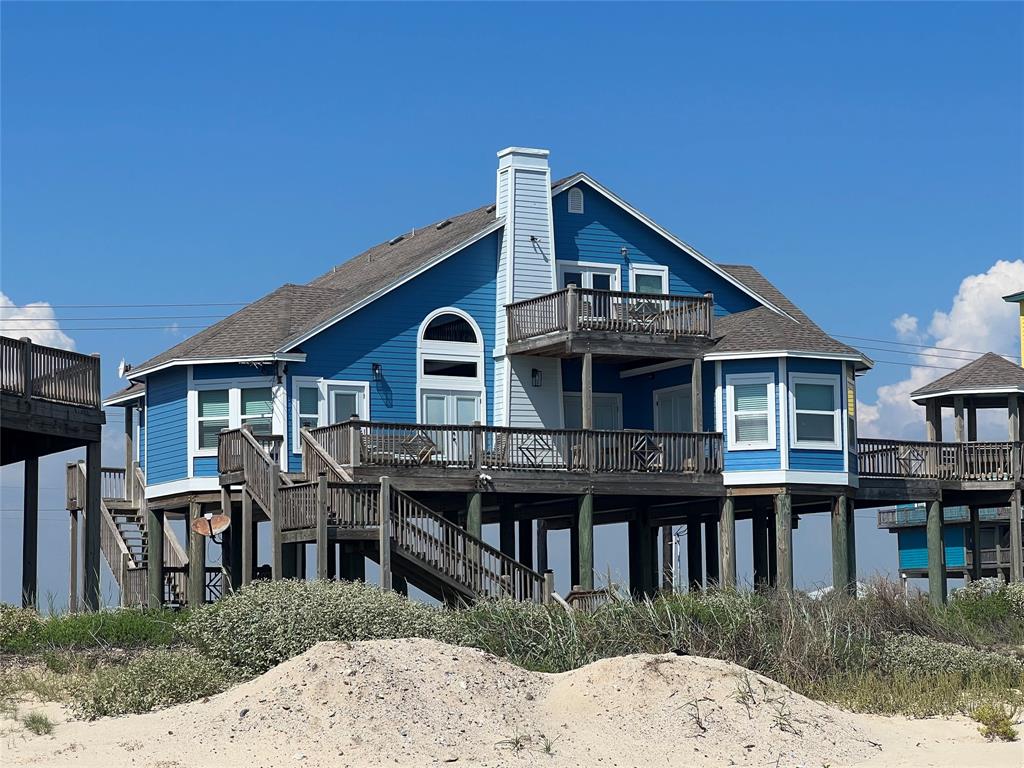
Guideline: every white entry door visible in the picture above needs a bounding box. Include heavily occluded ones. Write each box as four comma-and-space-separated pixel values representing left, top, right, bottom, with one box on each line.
654, 386, 692, 432
327, 384, 367, 424
422, 390, 480, 464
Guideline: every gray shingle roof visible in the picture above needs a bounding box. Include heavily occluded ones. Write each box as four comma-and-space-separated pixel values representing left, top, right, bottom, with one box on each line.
712, 265, 869, 365
910, 352, 1024, 400
103, 381, 146, 407
134, 205, 501, 372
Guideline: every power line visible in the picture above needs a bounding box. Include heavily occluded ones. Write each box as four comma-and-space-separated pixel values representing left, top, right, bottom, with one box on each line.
846, 344, 1013, 365
831, 332, 1017, 359
0, 325, 209, 332
0, 314, 228, 322
18, 301, 249, 308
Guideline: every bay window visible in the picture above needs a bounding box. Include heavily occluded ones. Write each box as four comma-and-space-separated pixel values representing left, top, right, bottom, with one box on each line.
197, 390, 229, 450
241, 387, 274, 436
726, 373, 776, 450
789, 373, 841, 449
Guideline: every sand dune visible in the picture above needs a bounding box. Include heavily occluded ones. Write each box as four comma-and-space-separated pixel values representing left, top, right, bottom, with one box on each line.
2, 638, 1019, 767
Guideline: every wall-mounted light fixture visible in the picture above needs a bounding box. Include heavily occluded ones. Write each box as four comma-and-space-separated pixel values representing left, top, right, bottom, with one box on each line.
621, 246, 630, 262
372, 362, 383, 381
531, 368, 543, 387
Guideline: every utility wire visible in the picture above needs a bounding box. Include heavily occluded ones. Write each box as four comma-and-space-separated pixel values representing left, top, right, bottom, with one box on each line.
831, 332, 1017, 359
0, 314, 228, 322
18, 302, 249, 308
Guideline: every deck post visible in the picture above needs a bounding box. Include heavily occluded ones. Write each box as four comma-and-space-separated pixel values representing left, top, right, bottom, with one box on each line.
578, 493, 594, 590
316, 474, 329, 580
124, 406, 134, 500
282, 544, 297, 579
241, 489, 253, 586
582, 351, 593, 431
270, 470, 282, 580
831, 495, 850, 594
925, 400, 942, 442
147, 505, 164, 609
967, 405, 978, 441
969, 506, 982, 582
569, 513, 581, 587
718, 497, 736, 588
542, 570, 554, 604
327, 543, 338, 580
518, 518, 533, 568
348, 423, 362, 467
536, 519, 548, 572
704, 518, 719, 587
627, 515, 641, 596
767, 507, 778, 587
68, 508, 79, 612
188, 502, 206, 607
752, 505, 768, 588
566, 284, 579, 333
687, 517, 703, 591
661, 525, 673, 591
21, 456, 38, 609
927, 500, 946, 605
1010, 489, 1023, 583
775, 492, 793, 592
378, 477, 392, 591
953, 396, 965, 442
691, 359, 703, 433
499, 501, 515, 558
636, 510, 654, 596
83, 440, 102, 611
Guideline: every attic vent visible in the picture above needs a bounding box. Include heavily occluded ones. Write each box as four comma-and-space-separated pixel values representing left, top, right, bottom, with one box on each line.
435, 219, 452, 230
568, 187, 584, 214
388, 235, 405, 245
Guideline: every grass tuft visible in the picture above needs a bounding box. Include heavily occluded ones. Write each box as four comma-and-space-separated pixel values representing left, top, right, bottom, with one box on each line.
21, 711, 54, 736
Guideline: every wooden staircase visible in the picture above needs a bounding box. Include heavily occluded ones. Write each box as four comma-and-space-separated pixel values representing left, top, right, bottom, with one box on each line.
218, 427, 549, 603
66, 462, 188, 607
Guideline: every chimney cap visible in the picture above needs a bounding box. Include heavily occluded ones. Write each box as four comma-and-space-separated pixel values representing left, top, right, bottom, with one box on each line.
497, 146, 549, 170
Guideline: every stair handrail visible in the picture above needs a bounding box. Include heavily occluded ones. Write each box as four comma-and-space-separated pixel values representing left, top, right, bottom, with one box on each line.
219, 426, 283, 509
387, 485, 545, 602
300, 427, 354, 483
163, 516, 188, 569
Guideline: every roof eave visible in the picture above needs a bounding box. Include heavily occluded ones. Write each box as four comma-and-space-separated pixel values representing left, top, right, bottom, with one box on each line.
550, 174, 795, 322
910, 385, 1024, 404
128, 352, 307, 380
102, 387, 147, 407
704, 349, 874, 369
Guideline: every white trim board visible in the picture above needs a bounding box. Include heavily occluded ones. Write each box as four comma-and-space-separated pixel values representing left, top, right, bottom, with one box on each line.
279, 218, 505, 353
704, 350, 874, 370
722, 470, 858, 488
550, 174, 793, 321
129, 353, 306, 380
145, 477, 222, 500
103, 388, 146, 407
911, 386, 1024, 403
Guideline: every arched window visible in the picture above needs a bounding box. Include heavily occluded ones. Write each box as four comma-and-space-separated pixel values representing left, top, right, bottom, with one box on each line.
568, 187, 584, 214
423, 313, 479, 344
417, 308, 486, 425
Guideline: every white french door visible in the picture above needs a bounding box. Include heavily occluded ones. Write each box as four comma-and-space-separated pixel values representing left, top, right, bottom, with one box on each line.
654, 385, 693, 432
422, 389, 481, 464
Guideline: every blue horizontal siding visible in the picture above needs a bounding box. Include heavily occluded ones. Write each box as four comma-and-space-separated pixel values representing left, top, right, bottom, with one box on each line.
193, 457, 219, 477
721, 358, 781, 471
790, 449, 844, 471
138, 407, 146, 472
146, 367, 188, 484
553, 183, 759, 316
286, 231, 500, 469
898, 527, 966, 570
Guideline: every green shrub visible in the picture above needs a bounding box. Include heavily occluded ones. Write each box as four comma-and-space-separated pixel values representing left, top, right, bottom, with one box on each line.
877, 632, 1024, 682
183, 579, 457, 677
0, 607, 183, 654
21, 711, 54, 735
70, 649, 237, 719
971, 702, 1019, 741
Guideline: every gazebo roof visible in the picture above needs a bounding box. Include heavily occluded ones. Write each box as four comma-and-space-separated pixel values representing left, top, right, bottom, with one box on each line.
910, 352, 1024, 406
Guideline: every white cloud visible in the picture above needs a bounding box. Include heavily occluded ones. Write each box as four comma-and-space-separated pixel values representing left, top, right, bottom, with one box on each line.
0, 292, 75, 351
858, 259, 1024, 440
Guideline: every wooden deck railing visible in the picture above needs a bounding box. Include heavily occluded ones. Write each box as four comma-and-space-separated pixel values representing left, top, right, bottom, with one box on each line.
100, 467, 127, 500
0, 336, 101, 408
506, 286, 715, 343
218, 427, 283, 509
858, 439, 1021, 482
388, 485, 545, 602
307, 420, 723, 476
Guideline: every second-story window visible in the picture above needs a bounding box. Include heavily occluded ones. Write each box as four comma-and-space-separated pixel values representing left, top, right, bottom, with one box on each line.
197, 390, 229, 450
241, 387, 274, 436
790, 373, 841, 449
726, 373, 776, 451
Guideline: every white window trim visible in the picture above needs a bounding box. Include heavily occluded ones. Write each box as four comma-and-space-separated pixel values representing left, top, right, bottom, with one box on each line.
556, 260, 622, 291
628, 263, 669, 295
291, 376, 323, 454
725, 372, 776, 452
652, 383, 692, 432
420, 388, 483, 424
323, 379, 371, 424
789, 372, 842, 451
561, 391, 624, 430
186, 372, 282, 469
416, 307, 486, 423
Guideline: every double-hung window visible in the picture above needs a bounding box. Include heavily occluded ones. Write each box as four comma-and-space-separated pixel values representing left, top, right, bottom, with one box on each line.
726, 373, 776, 450
296, 385, 320, 432
789, 373, 841, 449
629, 264, 669, 295
197, 390, 230, 451
241, 387, 274, 436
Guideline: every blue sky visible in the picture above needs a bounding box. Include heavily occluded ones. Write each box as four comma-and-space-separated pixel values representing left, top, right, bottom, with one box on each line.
2, 3, 1022, 605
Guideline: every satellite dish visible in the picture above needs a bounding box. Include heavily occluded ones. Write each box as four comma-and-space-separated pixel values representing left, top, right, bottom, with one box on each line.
191, 513, 230, 538
117, 358, 133, 379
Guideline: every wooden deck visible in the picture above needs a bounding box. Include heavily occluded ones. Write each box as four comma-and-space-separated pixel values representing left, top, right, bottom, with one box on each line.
505, 286, 715, 358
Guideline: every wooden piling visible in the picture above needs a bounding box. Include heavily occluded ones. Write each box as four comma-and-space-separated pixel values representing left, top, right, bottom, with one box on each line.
775, 492, 793, 592
83, 440, 101, 610
379, 477, 392, 591
147, 505, 164, 609
22, 456, 38, 609
687, 518, 703, 591
927, 499, 946, 606
578, 493, 594, 590
831, 495, 850, 594
188, 502, 205, 607
241, 489, 253, 586
718, 496, 736, 589
316, 474, 329, 580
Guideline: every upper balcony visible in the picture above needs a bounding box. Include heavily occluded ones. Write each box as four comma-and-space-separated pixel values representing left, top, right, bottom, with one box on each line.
505, 287, 715, 359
